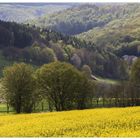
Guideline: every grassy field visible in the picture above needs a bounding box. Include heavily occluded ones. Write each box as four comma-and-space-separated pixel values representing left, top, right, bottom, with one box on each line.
96, 77, 120, 85
0, 104, 8, 112
0, 107, 139, 137
0, 101, 49, 113
0, 104, 14, 112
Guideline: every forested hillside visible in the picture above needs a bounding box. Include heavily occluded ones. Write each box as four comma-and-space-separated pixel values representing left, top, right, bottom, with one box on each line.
0, 3, 72, 23
77, 4, 140, 58
0, 20, 128, 79
2, 3, 140, 62
33, 4, 140, 35
0, 4, 140, 136
32, 4, 140, 59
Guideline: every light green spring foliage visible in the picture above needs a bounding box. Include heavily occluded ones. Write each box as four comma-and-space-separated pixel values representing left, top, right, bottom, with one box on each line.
34, 4, 140, 36
77, 6, 140, 49
35, 61, 92, 111
2, 63, 36, 113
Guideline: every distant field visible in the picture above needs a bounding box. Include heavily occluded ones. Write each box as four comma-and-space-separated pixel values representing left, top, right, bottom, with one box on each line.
0, 101, 49, 113
0, 107, 139, 137
0, 104, 14, 112
0, 104, 9, 112
96, 77, 120, 85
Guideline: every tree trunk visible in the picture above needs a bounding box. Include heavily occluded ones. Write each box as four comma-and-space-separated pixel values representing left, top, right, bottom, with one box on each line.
109, 98, 112, 107
103, 98, 105, 107
48, 100, 53, 112
41, 102, 44, 111
16, 104, 21, 113
7, 103, 9, 113
96, 99, 99, 107
33, 103, 36, 112
55, 101, 61, 111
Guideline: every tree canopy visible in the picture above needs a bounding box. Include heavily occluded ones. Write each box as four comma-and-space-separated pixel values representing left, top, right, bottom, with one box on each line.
2, 63, 36, 113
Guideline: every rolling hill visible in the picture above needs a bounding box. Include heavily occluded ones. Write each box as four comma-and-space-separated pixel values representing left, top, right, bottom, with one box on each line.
0, 20, 128, 79
32, 3, 140, 35
1, 3, 140, 79
2, 3, 140, 59
0, 3, 73, 23
32, 4, 140, 58
77, 6, 140, 52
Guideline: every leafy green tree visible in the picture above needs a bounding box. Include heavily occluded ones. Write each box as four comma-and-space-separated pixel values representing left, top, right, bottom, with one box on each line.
71, 53, 81, 69
40, 47, 57, 64
81, 65, 92, 78
51, 42, 66, 61
76, 78, 94, 109
131, 58, 140, 84
29, 45, 42, 64
130, 58, 140, 105
36, 61, 93, 111
64, 45, 75, 61
2, 63, 36, 113
0, 26, 12, 47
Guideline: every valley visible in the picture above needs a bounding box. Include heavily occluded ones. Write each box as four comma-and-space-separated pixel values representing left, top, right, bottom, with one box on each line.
0, 3, 140, 137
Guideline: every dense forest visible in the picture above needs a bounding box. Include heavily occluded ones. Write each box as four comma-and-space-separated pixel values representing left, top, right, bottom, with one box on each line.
1, 58, 140, 113
0, 20, 128, 79
32, 4, 140, 59
0, 5, 140, 139
32, 4, 140, 35
0, 3, 72, 23
0, 3, 140, 114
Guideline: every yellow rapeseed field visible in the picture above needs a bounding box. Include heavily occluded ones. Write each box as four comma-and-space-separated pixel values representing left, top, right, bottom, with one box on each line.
0, 107, 140, 137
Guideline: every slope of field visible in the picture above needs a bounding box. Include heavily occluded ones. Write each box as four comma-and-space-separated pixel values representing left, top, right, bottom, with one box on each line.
0, 107, 139, 137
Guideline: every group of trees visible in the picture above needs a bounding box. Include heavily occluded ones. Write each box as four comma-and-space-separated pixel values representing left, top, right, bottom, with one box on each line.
94, 81, 140, 108
92, 58, 140, 107
1, 58, 140, 114
0, 4, 140, 114
2, 62, 94, 113
0, 20, 33, 48
1, 4, 140, 81
116, 40, 140, 57
0, 20, 129, 80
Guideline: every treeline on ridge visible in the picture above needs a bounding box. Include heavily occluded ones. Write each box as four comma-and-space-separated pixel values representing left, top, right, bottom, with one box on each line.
33, 4, 140, 35
0, 20, 128, 79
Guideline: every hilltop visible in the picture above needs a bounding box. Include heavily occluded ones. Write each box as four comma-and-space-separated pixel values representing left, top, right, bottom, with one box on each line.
31, 4, 140, 58
32, 4, 140, 35
0, 3, 72, 23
